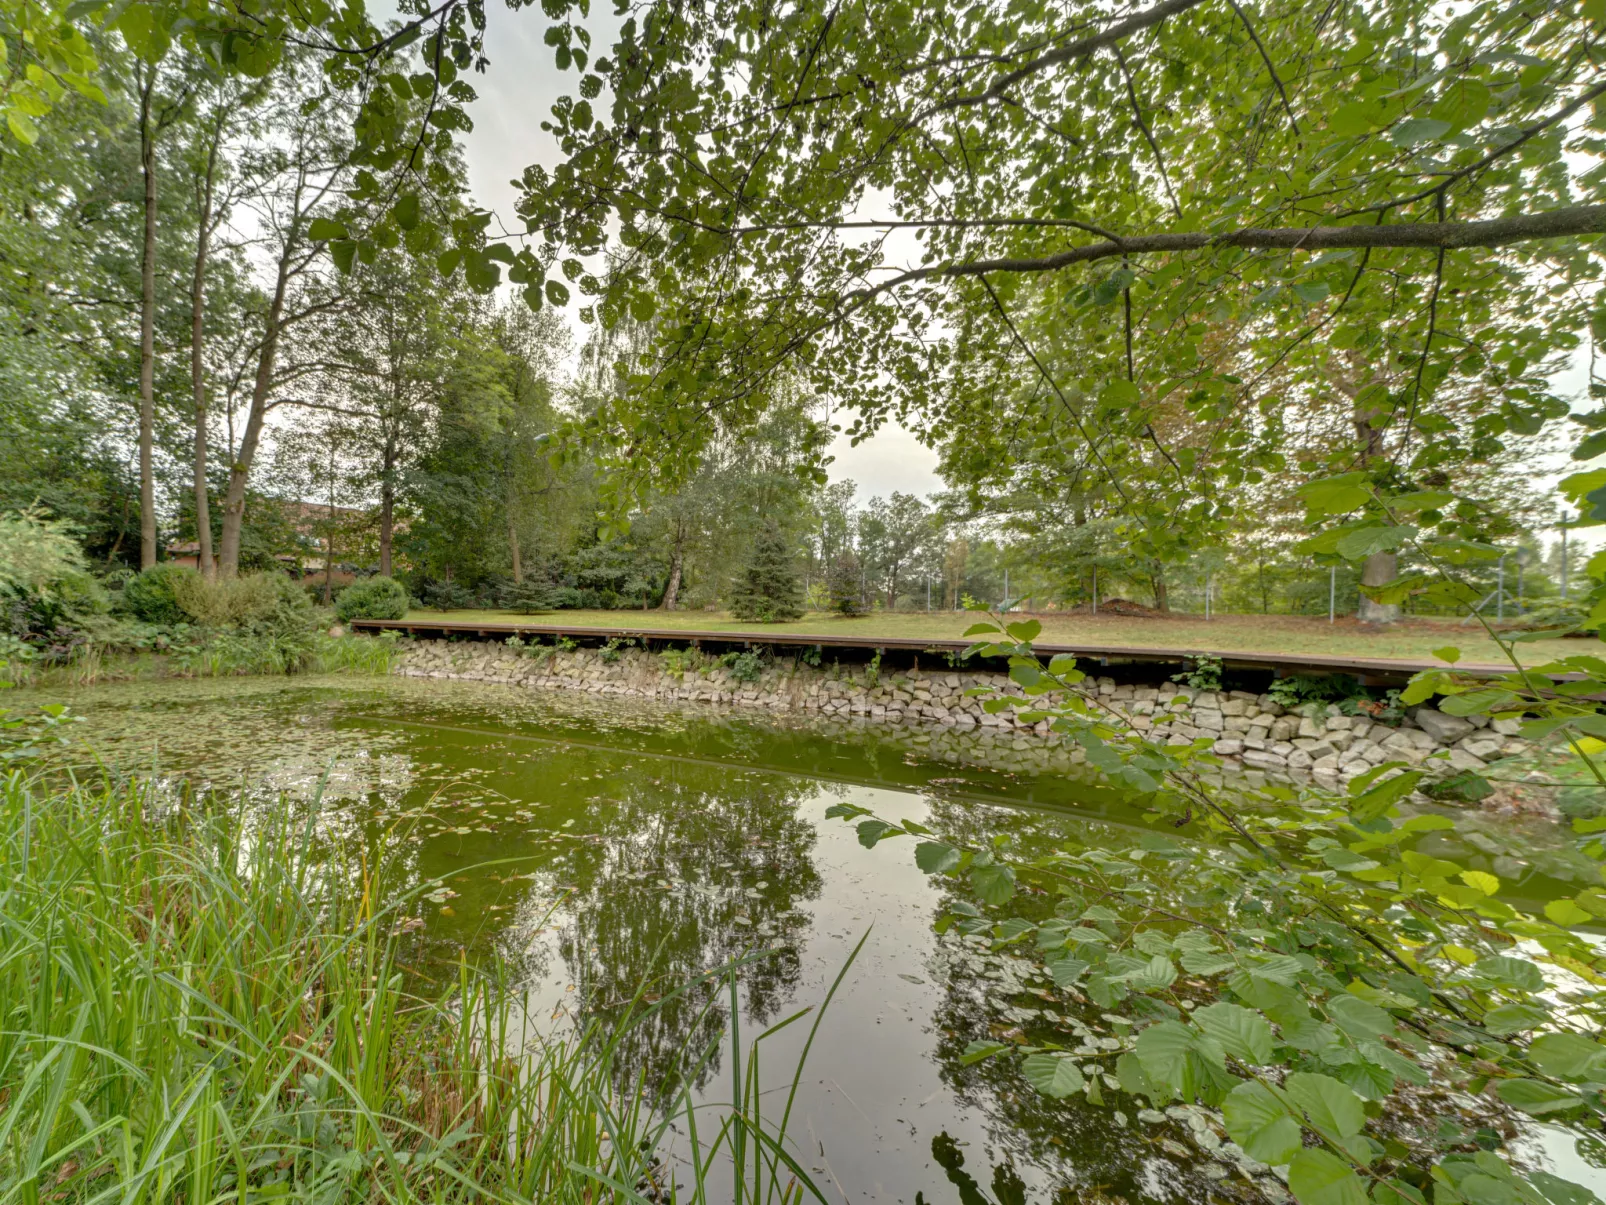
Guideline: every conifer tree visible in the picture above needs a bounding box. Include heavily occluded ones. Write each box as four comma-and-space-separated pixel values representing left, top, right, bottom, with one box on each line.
729, 526, 804, 622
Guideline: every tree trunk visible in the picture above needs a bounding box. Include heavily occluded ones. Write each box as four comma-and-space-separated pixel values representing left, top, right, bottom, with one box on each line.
1150, 562, 1169, 612
661, 547, 684, 610
380, 483, 395, 578
137, 69, 159, 570
506, 473, 522, 584
1351, 370, 1401, 624
217, 256, 292, 576
380, 435, 397, 578
190, 117, 220, 579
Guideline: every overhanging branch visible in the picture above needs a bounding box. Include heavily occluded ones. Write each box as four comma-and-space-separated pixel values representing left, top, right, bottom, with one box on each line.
864, 205, 1606, 293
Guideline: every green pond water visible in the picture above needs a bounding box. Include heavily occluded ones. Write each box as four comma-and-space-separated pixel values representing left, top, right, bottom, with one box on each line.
22, 674, 1606, 1205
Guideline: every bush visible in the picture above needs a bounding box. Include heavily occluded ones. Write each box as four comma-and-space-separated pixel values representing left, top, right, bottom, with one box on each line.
335, 576, 410, 622
173, 570, 283, 627
119, 563, 197, 625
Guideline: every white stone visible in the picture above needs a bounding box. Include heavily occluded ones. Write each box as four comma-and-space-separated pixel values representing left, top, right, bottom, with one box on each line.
1413, 707, 1476, 744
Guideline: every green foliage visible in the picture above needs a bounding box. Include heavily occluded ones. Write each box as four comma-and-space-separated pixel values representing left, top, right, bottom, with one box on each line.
829, 541, 1606, 1205
119, 563, 198, 626
334, 576, 410, 622
0, 767, 836, 1204
729, 525, 804, 622
720, 650, 764, 682
1170, 655, 1222, 692
825, 552, 863, 616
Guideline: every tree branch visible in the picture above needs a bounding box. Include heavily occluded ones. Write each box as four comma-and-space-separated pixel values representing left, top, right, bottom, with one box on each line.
858, 205, 1606, 294
923, 0, 1209, 116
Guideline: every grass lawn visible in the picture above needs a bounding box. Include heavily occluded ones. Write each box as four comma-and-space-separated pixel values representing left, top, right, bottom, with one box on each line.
400, 608, 1592, 668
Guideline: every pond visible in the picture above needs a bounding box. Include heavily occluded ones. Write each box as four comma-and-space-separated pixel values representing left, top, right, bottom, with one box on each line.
22, 674, 1606, 1205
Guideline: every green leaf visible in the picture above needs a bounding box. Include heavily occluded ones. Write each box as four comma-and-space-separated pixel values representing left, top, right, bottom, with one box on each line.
1223, 1081, 1302, 1166
1483, 1003, 1550, 1035
914, 841, 961, 873
1530, 1032, 1606, 1080
1474, 955, 1545, 993
1283, 1072, 1364, 1138
1296, 473, 1371, 518
394, 193, 421, 231
1125, 955, 1178, 991
329, 240, 357, 274
856, 819, 903, 848
545, 279, 570, 306
1494, 1079, 1581, 1116
1350, 771, 1422, 821
1389, 117, 1451, 146
970, 862, 1015, 906
1335, 525, 1415, 562
959, 1040, 1009, 1065
1048, 958, 1089, 988
1545, 898, 1593, 927
307, 217, 349, 241
1287, 1149, 1368, 1205
1528, 1171, 1604, 1205
1192, 1002, 1272, 1064
1022, 1053, 1086, 1099
1573, 429, 1606, 461
1326, 994, 1393, 1039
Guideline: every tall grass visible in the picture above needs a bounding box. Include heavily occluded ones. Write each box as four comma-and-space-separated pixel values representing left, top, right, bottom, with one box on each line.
0, 770, 834, 1203
2, 633, 396, 688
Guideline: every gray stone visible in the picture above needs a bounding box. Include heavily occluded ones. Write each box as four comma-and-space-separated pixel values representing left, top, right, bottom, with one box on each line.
1445, 747, 1487, 772
1214, 738, 1245, 756
1413, 707, 1476, 744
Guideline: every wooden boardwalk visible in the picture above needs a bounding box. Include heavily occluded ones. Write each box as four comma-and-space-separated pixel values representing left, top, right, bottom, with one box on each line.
348, 617, 1521, 683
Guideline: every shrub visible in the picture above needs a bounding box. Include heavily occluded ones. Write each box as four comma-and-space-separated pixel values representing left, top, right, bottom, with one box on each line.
119, 563, 198, 625
720, 650, 764, 682
335, 576, 410, 622
173, 570, 283, 627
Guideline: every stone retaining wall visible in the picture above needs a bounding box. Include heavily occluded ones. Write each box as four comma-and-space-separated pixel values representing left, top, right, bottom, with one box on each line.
392, 639, 1530, 786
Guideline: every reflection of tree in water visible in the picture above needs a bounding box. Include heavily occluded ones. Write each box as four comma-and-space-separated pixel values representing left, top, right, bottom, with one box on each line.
546, 761, 823, 1093
913, 799, 1219, 1205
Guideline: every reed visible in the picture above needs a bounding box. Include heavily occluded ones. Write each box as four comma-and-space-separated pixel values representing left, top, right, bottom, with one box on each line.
0, 770, 830, 1204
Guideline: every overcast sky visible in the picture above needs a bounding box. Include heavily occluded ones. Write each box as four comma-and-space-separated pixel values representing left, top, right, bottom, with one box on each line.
454, 6, 1597, 539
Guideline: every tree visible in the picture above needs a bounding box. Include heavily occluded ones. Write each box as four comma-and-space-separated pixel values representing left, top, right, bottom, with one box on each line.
520, 0, 1600, 605
859, 493, 937, 609
729, 525, 803, 622
824, 552, 862, 617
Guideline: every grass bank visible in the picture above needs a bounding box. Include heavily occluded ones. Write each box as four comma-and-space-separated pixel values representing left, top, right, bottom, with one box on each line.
400, 608, 1586, 666
0, 767, 829, 1203
1, 631, 398, 690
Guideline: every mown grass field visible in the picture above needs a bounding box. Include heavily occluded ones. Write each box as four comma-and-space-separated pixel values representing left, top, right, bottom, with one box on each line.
401, 608, 1590, 667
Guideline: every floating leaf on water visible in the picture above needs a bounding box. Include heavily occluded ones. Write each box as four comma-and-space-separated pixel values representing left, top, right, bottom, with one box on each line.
898, 973, 926, 984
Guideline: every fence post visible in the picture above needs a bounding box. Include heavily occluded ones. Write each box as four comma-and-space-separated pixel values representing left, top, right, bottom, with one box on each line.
1497, 554, 1505, 623
1092, 565, 1098, 615
1329, 566, 1336, 624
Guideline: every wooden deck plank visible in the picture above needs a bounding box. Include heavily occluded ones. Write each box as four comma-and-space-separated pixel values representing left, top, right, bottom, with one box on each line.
347, 617, 1523, 681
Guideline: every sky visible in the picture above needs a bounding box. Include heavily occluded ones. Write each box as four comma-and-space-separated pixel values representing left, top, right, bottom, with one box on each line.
451, 4, 1596, 539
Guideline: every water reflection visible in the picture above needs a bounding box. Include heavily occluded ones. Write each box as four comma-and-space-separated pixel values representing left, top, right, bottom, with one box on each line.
21, 674, 1606, 1204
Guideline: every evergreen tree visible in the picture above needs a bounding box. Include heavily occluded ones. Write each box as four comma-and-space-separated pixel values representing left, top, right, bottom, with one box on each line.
825, 552, 862, 617
729, 526, 803, 622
